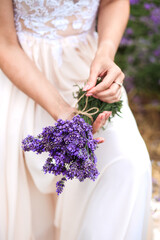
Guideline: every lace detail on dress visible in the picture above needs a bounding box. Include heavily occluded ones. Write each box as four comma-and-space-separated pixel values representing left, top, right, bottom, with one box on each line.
13, 0, 100, 40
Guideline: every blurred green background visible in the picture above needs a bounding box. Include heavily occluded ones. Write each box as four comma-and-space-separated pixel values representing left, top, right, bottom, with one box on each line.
116, 0, 160, 108
116, 0, 160, 161
116, 2, 160, 224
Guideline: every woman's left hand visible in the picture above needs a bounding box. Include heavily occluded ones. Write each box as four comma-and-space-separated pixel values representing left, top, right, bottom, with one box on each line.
83, 45, 125, 103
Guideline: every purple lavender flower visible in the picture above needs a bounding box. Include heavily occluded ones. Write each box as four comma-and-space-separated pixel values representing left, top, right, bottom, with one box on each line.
56, 177, 67, 195
151, 8, 160, 25
120, 37, 133, 46
126, 28, 133, 35
22, 115, 99, 195
153, 47, 160, 57
144, 3, 155, 10
130, 0, 140, 5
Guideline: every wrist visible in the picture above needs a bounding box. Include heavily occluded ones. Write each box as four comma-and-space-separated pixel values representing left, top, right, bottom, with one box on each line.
97, 40, 117, 60
53, 104, 76, 121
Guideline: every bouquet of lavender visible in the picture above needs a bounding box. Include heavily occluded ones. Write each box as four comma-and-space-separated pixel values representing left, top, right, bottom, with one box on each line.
22, 115, 99, 195
22, 78, 123, 195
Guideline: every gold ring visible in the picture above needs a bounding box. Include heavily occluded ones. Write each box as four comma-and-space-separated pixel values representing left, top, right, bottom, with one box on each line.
114, 81, 123, 87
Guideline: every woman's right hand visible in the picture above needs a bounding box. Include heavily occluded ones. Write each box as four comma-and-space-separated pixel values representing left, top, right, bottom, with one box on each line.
92, 111, 111, 143
92, 111, 111, 134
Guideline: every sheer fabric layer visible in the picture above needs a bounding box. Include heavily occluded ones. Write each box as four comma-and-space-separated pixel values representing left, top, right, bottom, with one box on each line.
13, 0, 99, 40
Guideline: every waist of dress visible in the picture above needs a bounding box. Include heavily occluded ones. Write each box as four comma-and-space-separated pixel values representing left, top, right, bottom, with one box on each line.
17, 29, 98, 67
17, 28, 97, 46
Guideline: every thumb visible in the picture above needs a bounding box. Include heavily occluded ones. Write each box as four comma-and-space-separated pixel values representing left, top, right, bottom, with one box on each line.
83, 66, 99, 91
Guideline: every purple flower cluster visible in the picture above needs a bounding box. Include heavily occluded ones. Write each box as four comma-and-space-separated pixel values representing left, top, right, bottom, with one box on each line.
22, 115, 99, 195
130, 0, 140, 5
151, 8, 160, 25
144, 3, 155, 10
153, 47, 160, 57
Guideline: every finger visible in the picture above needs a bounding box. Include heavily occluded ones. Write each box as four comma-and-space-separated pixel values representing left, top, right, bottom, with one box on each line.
93, 83, 120, 98
86, 68, 121, 95
103, 111, 112, 121
92, 111, 111, 134
95, 137, 105, 144
99, 70, 107, 77
93, 72, 124, 98
114, 72, 125, 87
101, 88, 122, 102
92, 113, 105, 134
107, 73, 124, 95
83, 65, 100, 91
97, 88, 122, 103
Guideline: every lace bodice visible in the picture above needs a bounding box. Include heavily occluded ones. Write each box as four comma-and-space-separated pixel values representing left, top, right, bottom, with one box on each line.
13, 0, 100, 41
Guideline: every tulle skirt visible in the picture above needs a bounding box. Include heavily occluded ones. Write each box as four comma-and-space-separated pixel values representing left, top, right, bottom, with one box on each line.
0, 31, 152, 240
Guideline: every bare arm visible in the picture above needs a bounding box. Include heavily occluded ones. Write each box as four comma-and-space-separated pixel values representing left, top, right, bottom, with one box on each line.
0, 0, 73, 120
97, 0, 130, 59
84, 0, 130, 103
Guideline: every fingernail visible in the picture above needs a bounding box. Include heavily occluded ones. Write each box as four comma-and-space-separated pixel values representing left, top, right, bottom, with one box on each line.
83, 84, 90, 91
97, 137, 105, 143
101, 115, 105, 120
105, 112, 112, 119
86, 93, 93, 97
105, 114, 108, 119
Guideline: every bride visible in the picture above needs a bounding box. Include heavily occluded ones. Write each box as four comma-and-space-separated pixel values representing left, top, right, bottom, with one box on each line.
0, 0, 152, 239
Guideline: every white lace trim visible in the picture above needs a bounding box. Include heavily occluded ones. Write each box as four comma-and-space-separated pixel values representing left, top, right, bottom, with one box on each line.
13, 0, 100, 41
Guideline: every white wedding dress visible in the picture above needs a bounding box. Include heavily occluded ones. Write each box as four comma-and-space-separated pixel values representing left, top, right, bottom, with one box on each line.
0, 0, 152, 239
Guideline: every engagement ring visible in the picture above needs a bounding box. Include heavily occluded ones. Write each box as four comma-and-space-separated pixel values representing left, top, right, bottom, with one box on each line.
114, 81, 123, 87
